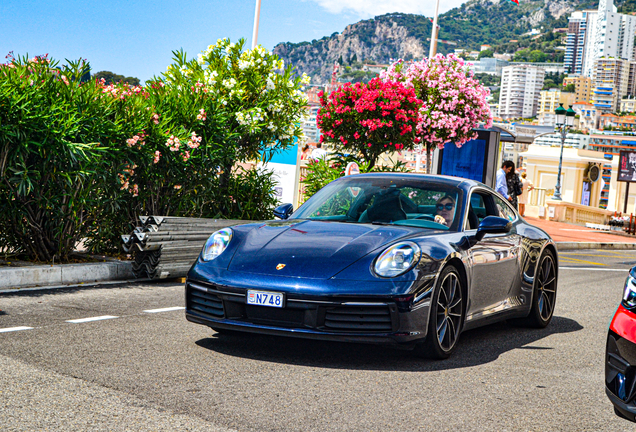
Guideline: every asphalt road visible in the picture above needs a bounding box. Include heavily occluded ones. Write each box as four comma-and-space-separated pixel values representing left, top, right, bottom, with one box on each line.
1, 249, 635, 431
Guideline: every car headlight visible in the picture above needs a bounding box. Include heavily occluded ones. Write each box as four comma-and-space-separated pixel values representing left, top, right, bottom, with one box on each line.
201, 228, 233, 262
374, 241, 421, 278
623, 268, 636, 309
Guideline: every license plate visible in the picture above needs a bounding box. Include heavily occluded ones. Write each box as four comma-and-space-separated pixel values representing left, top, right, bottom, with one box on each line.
246, 290, 284, 308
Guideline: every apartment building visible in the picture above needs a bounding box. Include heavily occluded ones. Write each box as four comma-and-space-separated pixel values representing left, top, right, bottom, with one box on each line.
565, 11, 591, 75
573, 0, 636, 77
498, 65, 545, 119
564, 76, 593, 103
620, 97, 636, 112
599, 113, 636, 129
573, 102, 600, 131
588, 133, 636, 156
591, 58, 632, 112
537, 89, 577, 125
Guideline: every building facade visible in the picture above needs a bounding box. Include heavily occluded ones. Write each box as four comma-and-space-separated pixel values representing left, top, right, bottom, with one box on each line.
599, 113, 636, 129
582, 0, 636, 77
498, 65, 545, 119
565, 11, 591, 75
591, 58, 633, 112
537, 89, 577, 126
620, 97, 636, 112
573, 102, 600, 131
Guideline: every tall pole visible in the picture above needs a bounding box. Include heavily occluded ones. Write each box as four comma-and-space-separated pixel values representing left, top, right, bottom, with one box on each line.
251, 0, 262, 49
429, 0, 440, 59
553, 125, 566, 201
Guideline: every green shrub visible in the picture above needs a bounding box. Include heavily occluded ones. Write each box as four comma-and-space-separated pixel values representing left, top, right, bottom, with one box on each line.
0, 55, 132, 261
301, 153, 409, 202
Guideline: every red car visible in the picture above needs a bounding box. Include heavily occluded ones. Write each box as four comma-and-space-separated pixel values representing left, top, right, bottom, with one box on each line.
606, 266, 636, 421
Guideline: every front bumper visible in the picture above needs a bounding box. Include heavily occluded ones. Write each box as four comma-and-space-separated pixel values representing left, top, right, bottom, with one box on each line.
185, 278, 432, 346
606, 306, 636, 422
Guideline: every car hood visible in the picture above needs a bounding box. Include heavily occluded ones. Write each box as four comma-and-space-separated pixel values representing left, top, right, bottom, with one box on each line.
228, 220, 434, 279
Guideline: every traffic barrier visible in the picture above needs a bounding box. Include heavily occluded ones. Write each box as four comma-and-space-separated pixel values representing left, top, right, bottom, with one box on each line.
122, 217, 250, 279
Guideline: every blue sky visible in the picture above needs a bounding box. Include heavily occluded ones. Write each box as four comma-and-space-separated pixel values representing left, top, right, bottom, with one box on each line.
1, 0, 466, 83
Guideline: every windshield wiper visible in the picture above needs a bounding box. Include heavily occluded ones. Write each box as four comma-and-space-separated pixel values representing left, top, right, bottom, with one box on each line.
370, 221, 395, 225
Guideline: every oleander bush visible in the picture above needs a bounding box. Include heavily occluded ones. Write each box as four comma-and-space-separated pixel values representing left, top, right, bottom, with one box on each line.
0, 39, 309, 261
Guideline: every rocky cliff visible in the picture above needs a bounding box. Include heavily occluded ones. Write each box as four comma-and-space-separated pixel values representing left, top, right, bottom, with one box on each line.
274, 0, 604, 84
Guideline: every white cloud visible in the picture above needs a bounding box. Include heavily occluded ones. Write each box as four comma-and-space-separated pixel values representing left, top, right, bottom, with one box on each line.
310, 0, 468, 17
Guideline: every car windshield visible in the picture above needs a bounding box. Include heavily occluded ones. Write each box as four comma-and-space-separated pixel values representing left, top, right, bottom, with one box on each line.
292, 176, 463, 231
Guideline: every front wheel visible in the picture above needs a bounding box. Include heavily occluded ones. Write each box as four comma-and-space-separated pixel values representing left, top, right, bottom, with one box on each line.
415, 265, 464, 359
514, 249, 557, 328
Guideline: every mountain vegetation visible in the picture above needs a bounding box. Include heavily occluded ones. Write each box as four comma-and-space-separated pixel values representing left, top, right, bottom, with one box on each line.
92, 71, 140, 86
272, 0, 636, 84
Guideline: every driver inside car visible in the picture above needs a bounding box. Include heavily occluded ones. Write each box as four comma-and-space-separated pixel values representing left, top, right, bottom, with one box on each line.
435, 195, 456, 227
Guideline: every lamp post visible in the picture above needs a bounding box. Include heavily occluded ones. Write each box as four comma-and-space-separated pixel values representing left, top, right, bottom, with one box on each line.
251, 0, 262, 49
429, 0, 440, 58
552, 103, 576, 201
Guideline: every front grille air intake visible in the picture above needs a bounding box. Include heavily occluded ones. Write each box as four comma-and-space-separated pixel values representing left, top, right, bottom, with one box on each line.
324, 305, 392, 332
187, 286, 224, 319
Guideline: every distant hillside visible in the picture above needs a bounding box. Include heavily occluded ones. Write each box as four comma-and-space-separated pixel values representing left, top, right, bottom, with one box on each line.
273, 0, 628, 84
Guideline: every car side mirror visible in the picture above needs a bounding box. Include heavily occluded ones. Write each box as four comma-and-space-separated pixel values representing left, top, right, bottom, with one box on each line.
273, 203, 294, 220
475, 216, 512, 242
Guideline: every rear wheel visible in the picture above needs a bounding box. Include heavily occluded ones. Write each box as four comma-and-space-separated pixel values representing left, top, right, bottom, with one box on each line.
515, 249, 557, 328
415, 265, 464, 359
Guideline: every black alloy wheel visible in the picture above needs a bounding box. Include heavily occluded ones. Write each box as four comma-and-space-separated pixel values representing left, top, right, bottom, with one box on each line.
416, 265, 464, 359
515, 249, 557, 328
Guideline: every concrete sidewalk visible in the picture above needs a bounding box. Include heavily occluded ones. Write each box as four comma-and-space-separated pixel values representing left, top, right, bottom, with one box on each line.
524, 216, 636, 249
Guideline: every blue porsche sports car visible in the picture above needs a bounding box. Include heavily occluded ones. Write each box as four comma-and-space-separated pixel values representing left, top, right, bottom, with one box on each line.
185, 173, 558, 358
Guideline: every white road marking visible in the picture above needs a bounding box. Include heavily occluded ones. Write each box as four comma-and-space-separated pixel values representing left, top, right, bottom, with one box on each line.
0, 326, 33, 333
66, 315, 119, 324
559, 267, 628, 272
143, 306, 185, 313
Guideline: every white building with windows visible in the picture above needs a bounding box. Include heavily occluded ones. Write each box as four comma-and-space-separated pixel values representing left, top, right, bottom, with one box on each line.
582, 0, 636, 77
498, 65, 545, 119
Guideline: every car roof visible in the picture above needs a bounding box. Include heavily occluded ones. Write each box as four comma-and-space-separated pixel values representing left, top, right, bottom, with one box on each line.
339, 172, 484, 192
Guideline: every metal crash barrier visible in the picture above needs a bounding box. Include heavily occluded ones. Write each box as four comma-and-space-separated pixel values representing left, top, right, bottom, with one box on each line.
121, 217, 249, 279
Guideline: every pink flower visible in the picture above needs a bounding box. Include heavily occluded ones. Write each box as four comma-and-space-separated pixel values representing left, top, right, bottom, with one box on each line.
153, 151, 161, 164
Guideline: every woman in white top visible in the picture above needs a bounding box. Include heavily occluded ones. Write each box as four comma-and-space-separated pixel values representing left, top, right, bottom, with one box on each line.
518, 172, 534, 217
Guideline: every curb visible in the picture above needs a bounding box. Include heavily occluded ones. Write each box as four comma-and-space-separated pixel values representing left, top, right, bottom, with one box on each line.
0, 261, 134, 292
1, 242, 634, 293
556, 242, 636, 250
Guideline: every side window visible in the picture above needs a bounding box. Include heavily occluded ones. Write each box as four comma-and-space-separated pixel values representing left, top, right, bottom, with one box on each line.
492, 195, 516, 222
465, 192, 488, 230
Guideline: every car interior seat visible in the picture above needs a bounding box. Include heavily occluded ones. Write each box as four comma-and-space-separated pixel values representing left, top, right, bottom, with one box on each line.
362, 190, 407, 223
468, 206, 479, 230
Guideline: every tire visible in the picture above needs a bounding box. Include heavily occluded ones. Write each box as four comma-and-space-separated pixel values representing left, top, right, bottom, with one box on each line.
515, 249, 558, 328
415, 265, 465, 359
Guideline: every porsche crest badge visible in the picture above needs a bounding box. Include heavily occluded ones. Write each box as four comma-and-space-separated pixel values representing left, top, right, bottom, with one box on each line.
276, 263, 286, 270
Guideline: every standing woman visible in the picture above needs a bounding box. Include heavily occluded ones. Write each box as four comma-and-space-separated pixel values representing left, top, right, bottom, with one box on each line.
518, 172, 534, 217
506, 163, 523, 210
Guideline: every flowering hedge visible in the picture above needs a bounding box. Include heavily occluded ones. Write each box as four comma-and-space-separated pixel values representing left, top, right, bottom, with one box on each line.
381, 54, 492, 171
316, 77, 421, 169
0, 39, 309, 261
0, 55, 133, 261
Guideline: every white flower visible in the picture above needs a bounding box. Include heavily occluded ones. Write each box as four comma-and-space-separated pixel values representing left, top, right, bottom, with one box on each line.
266, 77, 276, 91
300, 73, 311, 85
238, 59, 250, 70
197, 54, 205, 65
223, 78, 237, 89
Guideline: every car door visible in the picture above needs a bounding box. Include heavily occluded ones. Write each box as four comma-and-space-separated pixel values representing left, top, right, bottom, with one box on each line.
465, 190, 521, 318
